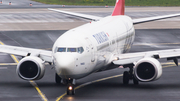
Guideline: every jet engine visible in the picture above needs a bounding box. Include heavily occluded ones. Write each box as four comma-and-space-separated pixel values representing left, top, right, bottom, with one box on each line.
134, 58, 162, 82
16, 56, 45, 80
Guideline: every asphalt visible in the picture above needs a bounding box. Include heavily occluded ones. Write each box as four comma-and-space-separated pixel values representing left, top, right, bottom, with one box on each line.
0, 29, 180, 101
0, 0, 180, 101
0, 8, 179, 31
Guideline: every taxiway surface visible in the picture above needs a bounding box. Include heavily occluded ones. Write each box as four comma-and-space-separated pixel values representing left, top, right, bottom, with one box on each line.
0, 2, 180, 101
1, 29, 180, 101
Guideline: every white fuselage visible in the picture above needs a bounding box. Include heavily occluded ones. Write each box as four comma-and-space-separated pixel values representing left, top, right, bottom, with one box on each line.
52, 15, 135, 79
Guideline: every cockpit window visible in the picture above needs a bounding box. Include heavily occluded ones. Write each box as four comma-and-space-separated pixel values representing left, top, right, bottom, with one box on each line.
67, 48, 77, 52
57, 48, 66, 52
57, 47, 84, 53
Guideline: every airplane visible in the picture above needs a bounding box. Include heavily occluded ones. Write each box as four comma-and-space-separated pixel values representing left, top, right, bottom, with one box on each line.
0, 0, 180, 95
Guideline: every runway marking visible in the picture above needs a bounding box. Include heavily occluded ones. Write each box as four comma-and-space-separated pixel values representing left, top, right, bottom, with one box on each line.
0, 41, 19, 63
47, 34, 55, 43
56, 74, 123, 101
161, 62, 180, 65
56, 62, 177, 101
0, 63, 17, 65
0, 41, 48, 101
0, 41, 4, 45
75, 74, 123, 90
0, 40, 177, 100
11, 55, 19, 63
30, 80, 48, 101
0, 62, 51, 66
0, 67, 8, 69
161, 62, 180, 68
163, 64, 176, 68
56, 93, 67, 101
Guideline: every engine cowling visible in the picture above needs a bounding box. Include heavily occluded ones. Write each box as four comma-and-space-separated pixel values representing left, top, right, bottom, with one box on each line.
16, 56, 45, 80
134, 58, 162, 82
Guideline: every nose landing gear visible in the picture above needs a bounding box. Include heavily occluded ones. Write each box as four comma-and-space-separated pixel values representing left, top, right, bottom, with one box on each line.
67, 83, 75, 95
55, 74, 76, 95
67, 78, 75, 95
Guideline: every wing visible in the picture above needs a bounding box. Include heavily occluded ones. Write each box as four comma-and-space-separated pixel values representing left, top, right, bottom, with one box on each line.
133, 13, 180, 24
48, 8, 102, 21
0, 45, 52, 63
48, 8, 180, 23
113, 48, 180, 66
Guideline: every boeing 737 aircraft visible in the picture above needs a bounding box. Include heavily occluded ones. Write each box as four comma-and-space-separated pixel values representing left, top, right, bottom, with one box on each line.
0, 0, 180, 95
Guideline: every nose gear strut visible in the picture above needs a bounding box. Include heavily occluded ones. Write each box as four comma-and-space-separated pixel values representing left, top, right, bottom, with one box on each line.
67, 78, 75, 95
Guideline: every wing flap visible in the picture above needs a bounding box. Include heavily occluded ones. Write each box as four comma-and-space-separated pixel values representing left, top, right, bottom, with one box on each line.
113, 49, 180, 65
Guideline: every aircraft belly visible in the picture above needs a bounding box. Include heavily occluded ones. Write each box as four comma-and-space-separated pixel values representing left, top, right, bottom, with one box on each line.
59, 72, 90, 79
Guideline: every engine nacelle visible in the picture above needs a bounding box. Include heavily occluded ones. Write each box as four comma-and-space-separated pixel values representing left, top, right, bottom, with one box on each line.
134, 58, 162, 82
16, 56, 45, 80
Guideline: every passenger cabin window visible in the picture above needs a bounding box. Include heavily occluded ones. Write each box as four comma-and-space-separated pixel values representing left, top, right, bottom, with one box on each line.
57, 48, 66, 52
57, 47, 84, 54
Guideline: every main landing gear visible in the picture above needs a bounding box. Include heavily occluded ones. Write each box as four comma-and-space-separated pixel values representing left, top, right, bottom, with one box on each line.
55, 73, 61, 84
123, 65, 139, 85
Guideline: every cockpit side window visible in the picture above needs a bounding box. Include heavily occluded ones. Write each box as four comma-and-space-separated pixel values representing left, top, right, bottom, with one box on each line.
77, 47, 84, 54
57, 48, 66, 52
54, 47, 58, 53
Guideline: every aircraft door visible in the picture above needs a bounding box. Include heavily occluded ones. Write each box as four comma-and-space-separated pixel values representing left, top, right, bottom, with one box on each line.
85, 37, 95, 62
123, 21, 131, 53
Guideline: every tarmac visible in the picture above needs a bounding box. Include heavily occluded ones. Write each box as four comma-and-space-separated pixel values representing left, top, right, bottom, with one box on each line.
0, 0, 180, 101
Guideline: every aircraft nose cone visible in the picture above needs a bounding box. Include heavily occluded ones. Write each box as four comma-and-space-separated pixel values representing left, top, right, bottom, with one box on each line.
55, 54, 75, 75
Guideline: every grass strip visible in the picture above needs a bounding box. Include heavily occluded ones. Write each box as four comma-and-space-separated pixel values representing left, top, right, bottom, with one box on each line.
32, 0, 180, 6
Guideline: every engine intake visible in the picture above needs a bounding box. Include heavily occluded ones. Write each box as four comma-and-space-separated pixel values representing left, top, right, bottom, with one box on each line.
134, 58, 162, 82
17, 56, 45, 80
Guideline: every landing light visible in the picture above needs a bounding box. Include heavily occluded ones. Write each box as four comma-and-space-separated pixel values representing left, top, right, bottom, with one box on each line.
114, 57, 119, 61
69, 86, 73, 90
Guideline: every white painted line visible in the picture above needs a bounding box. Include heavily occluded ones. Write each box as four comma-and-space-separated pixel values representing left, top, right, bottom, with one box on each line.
0, 67, 8, 69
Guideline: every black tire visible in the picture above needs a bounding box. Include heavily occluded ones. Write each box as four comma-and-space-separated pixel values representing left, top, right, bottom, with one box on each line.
67, 90, 70, 95
133, 76, 139, 85
72, 90, 75, 95
71, 84, 75, 95
123, 71, 129, 85
67, 84, 75, 95
55, 73, 61, 84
